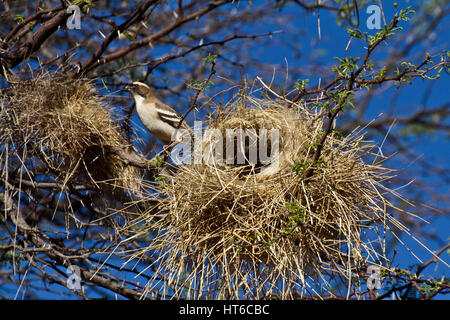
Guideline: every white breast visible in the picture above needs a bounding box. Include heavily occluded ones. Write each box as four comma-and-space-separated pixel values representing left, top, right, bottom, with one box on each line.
135, 98, 175, 144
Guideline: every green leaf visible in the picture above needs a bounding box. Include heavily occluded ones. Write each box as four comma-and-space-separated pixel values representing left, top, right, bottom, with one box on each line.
292, 161, 309, 174
202, 52, 217, 66
14, 14, 24, 24
295, 79, 309, 92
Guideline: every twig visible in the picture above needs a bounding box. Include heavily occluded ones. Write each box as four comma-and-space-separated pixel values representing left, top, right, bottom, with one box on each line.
146, 30, 284, 74
160, 59, 216, 163
178, 60, 216, 129
302, 14, 402, 181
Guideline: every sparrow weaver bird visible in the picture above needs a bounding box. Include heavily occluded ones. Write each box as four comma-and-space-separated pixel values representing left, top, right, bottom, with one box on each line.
125, 81, 191, 145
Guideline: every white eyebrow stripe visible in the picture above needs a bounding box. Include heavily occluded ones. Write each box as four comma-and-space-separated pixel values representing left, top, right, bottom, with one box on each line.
132, 81, 148, 87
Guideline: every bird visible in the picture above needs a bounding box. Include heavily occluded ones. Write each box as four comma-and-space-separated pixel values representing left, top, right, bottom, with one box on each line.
125, 81, 192, 146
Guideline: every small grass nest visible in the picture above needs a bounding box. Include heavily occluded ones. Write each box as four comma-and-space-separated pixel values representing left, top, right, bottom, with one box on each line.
134, 91, 401, 299
0, 72, 139, 193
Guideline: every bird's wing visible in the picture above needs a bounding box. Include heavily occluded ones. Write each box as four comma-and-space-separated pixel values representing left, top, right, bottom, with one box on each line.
155, 101, 182, 127
156, 101, 192, 132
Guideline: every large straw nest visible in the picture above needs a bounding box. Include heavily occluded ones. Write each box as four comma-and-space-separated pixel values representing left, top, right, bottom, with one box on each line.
0, 72, 140, 193
132, 91, 402, 299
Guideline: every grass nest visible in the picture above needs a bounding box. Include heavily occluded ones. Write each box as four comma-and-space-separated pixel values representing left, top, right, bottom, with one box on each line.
0, 72, 140, 193
130, 90, 407, 299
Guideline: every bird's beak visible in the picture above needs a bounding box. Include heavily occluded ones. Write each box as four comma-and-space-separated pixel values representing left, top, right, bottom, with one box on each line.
123, 84, 132, 93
